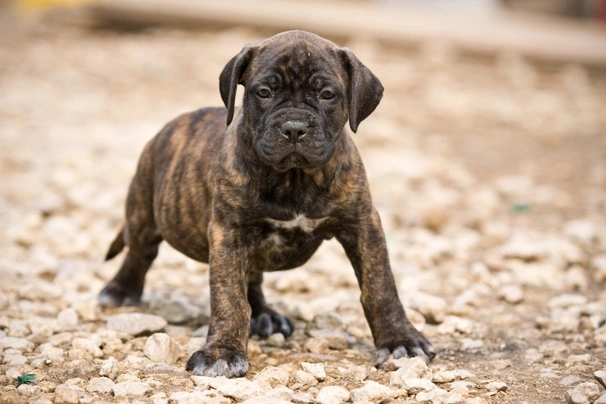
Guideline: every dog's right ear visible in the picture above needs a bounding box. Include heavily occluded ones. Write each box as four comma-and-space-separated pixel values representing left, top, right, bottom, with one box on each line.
219, 45, 255, 126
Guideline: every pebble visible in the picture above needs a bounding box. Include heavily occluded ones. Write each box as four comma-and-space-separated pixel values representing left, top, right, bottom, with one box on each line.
69, 337, 103, 360
566, 354, 591, 365
253, 366, 291, 387
564, 381, 600, 404
594, 393, 606, 404
289, 370, 318, 389
57, 308, 79, 331
563, 219, 597, 245
86, 377, 115, 394
350, 380, 393, 403
400, 378, 438, 395
0, 337, 35, 352
292, 392, 315, 404
561, 376, 583, 386
416, 388, 448, 403
143, 332, 182, 364
266, 332, 286, 348
148, 293, 205, 324
486, 381, 507, 393
241, 396, 292, 404
106, 312, 167, 335
99, 356, 119, 379
406, 292, 448, 324
54, 385, 79, 404
170, 390, 231, 404
594, 370, 606, 388
389, 357, 433, 387
300, 362, 326, 381
208, 376, 266, 401
316, 385, 351, 404
113, 381, 151, 398
499, 284, 524, 304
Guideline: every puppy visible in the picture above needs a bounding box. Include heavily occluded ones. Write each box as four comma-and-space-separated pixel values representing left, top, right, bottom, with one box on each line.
99, 30, 435, 377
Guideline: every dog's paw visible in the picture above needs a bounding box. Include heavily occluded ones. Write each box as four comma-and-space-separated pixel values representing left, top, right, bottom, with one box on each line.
250, 311, 294, 338
186, 348, 249, 378
375, 330, 436, 367
98, 282, 142, 308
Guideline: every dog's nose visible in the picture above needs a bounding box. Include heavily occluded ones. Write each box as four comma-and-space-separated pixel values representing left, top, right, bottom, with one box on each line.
280, 121, 308, 142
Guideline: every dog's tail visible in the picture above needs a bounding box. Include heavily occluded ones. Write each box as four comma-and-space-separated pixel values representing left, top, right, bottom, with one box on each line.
105, 227, 126, 261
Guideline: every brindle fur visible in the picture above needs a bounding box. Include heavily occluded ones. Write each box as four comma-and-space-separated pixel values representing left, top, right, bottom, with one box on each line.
99, 30, 435, 378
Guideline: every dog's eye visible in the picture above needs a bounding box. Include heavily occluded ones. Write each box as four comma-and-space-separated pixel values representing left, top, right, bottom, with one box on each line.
319, 90, 335, 100
256, 88, 272, 98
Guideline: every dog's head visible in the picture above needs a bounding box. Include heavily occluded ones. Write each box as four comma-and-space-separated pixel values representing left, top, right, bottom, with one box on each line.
219, 30, 383, 171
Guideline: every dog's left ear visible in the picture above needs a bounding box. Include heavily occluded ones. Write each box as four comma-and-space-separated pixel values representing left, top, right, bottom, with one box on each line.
219, 45, 256, 126
340, 49, 384, 133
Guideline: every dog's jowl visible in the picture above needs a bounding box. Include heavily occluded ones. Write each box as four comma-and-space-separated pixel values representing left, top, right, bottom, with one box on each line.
99, 30, 435, 377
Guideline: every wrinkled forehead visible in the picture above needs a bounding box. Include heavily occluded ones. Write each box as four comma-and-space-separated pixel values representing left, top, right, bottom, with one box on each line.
243, 33, 346, 85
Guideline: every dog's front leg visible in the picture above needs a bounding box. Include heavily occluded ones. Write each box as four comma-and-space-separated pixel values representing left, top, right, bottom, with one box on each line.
337, 207, 435, 366
186, 220, 251, 377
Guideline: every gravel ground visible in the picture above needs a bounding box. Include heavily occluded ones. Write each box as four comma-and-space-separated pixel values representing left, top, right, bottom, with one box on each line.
1, 16, 606, 404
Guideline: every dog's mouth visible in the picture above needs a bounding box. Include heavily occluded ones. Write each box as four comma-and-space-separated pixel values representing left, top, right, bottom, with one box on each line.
256, 141, 334, 171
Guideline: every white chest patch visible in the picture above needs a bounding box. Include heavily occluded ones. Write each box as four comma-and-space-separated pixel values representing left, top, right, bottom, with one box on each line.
265, 214, 327, 233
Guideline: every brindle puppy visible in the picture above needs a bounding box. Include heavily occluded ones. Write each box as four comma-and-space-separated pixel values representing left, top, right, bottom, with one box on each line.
99, 30, 435, 377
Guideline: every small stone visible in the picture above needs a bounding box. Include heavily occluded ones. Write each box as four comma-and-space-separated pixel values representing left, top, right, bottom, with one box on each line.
289, 370, 318, 389
567, 354, 591, 365
292, 392, 315, 404
113, 381, 151, 397
149, 293, 204, 324
433, 370, 457, 383
400, 378, 437, 395
4, 352, 28, 365
69, 337, 103, 360
594, 393, 606, 404
241, 396, 292, 404
208, 376, 265, 401
54, 385, 79, 404
268, 385, 294, 401
306, 312, 345, 331
316, 385, 351, 404
106, 312, 167, 335
350, 380, 393, 403
564, 219, 597, 245
416, 388, 448, 403
99, 356, 119, 379
406, 292, 448, 324
266, 333, 286, 348
499, 284, 524, 304
253, 366, 290, 387
86, 377, 115, 394
594, 370, 606, 388
144, 333, 182, 364
170, 390, 230, 404
486, 381, 507, 393
0, 337, 35, 353
300, 362, 326, 381
561, 376, 583, 386
548, 294, 588, 308
17, 384, 39, 396
564, 381, 600, 404
461, 338, 484, 350
389, 356, 433, 388
57, 308, 79, 331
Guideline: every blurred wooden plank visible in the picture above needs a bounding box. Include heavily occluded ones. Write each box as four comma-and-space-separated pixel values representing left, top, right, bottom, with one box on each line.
90, 0, 606, 66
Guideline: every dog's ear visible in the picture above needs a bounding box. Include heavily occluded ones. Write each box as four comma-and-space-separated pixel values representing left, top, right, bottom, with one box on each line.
340, 49, 384, 133
219, 45, 255, 126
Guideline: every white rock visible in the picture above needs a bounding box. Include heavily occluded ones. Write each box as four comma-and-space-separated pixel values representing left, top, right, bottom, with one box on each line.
54, 385, 79, 404
289, 370, 318, 389
592, 255, 606, 283
4, 352, 28, 365
432, 370, 457, 383
307, 312, 345, 331
406, 292, 448, 324
400, 378, 437, 395
416, 387, 448, 403
316, 385, 351, 404
266, 333, 286, 348
498, 235, 547, 261
594, 370, 606, 388
564, 381, 600, 404
291, 392, 315, 404
69, 337, 103, 360
170, 390, 231, 404
208, 376, 266, 401
486, 381, 507, 393
0, 337, 35, 352
144, 333, 182, 364
86, 377, 115, 394
99, 356, 119, 379
57, 308, 79, 331
564, 219, 597, 245
389, 357, 433, 387
253, 366, 291, 387
18, 281, 62, 301
548, 294, 588, 308
241, 395, 292, 404
350, 380, 393, 403
268, 385, 294, 401
106, 312, 167, 335
113, 381, 151, 397
499, 284, 524, 304
149, 293, 204, 324
567, 354, 591, 365
300, 362, 326, 381
594, 393, 606, 404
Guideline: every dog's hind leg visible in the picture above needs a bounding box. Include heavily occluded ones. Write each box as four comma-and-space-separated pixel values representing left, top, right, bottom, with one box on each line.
247, 272, 294, 338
